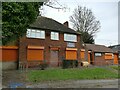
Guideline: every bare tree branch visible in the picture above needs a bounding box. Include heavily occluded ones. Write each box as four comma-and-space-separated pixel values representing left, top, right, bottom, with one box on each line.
43, 0, 68, 10
70, 6, 101, 44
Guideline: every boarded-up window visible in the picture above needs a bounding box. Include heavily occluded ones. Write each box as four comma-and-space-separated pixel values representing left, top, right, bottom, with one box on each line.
80, 49, 85, 59
66, 48, 77, 60
105, 53, 113, 60
27, 46, 44, 61
1, 46, 18, 62
114, 53, 118, 64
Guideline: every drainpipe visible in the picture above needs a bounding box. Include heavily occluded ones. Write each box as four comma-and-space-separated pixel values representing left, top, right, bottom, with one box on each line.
17, 38, 20, 70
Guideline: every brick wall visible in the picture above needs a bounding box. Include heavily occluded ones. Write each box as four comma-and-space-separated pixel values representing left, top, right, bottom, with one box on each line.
19, 31, 81, 67
94, 53, 113, 66
0, 46, 18, 70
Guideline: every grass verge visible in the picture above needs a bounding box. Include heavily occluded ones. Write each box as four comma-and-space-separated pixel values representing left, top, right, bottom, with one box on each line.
110, 65, 120, 70
27, 67, 118, 82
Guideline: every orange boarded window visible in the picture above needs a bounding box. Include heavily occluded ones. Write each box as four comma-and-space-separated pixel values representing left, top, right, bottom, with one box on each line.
1, 46, 18, 62
105, 53, 113, 60
80, 51, 85, 59
66, 48, 77, 60
114, 53, 118, 64
27, 46, 44, 61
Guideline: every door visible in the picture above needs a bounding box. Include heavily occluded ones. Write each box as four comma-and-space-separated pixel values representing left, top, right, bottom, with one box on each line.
80, 51, 85, 60
50, 50, 58, 67
88, 52, 90, 63
90, 53, 93, 64
114, 53, 118, 64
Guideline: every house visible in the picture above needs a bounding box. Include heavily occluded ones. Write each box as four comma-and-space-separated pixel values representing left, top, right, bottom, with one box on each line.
2, 16, 118, 70
2, 16, 80, 69
81, 44, 115, 66
19, 16, 81, 68
1, 16, 82, 70
109, 44, 120, 56
109, 44, 120, 64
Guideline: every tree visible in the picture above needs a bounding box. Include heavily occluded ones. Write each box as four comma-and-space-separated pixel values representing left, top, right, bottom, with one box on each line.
2, 2, 43, 45
81, 31, 94, 44
70, 6, 101, 44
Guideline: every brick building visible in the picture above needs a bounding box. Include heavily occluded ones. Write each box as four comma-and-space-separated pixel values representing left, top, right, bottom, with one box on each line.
85, 44, 115, 65
109, 44, 120, 64
2, 16, 119, 70
19, 16, 81, 67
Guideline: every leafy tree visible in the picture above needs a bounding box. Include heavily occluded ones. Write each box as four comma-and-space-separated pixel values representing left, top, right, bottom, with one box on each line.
2, 2, 43, 45
70, 6, 101, 44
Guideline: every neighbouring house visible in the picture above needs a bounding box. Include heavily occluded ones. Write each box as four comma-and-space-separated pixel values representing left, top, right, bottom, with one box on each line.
109, 44, 120, 56
109, 44, 120, 64
81, 44, 117, 66
1, 16, 82, 70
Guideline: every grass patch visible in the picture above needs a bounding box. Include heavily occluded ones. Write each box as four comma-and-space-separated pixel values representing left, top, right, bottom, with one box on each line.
27, 67, 118, 82
110, 65, 120, 70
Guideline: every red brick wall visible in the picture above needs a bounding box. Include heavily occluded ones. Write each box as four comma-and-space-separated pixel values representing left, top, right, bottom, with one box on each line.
19, 31, 81, 66
94, 53, 113, 66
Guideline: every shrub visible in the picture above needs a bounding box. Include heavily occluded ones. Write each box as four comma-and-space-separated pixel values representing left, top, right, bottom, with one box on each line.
39, 60, 48, 70
62, 60, 78, 69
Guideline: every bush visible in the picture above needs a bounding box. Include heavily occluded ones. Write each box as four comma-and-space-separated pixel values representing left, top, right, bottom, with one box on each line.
62, 60, 78, 69
39, 60, 48, 70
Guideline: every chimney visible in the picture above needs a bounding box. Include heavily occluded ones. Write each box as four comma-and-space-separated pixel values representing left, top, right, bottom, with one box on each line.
63, 21, 69, 27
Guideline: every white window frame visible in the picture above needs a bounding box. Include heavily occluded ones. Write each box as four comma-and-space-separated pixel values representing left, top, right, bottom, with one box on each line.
26, 29, 45, 39
95, 53, 102, 57
26, 29, 31, 38
119, 55, 120, 58
51, 32, 59, 40
64, 33, 77, 42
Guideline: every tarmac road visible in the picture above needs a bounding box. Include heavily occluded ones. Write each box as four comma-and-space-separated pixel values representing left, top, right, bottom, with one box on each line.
26, 79, 119, 88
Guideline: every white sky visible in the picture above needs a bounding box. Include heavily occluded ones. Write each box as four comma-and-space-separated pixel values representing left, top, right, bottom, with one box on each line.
41, 0, 119, 46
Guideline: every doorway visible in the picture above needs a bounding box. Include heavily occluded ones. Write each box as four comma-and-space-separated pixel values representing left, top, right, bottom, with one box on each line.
50, 50, 59, 67
90, 53, 94, 65
114, 53, 118, 64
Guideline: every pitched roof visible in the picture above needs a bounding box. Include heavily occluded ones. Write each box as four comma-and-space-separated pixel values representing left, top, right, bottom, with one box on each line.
109, 44, 120, 53
30, 16, 80, 35
86, 44, 113, 53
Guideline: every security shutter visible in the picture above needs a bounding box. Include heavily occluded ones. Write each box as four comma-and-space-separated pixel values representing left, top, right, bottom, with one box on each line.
66, 48, 77, 60
114, 53, 118, 64
27, 46, 44, 61
80, 49, 85, 59
105, 53, 112, 60
1, 46, 18, 62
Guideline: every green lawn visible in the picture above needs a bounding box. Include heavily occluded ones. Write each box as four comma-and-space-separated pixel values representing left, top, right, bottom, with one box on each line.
110, 65, 120, 70
27, 67, 118, 82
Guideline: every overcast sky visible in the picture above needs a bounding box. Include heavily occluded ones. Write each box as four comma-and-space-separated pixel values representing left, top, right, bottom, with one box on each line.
41, 0, 119, 46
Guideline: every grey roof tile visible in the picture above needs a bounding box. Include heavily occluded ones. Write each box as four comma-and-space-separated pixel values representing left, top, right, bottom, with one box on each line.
29, 16, 80, 35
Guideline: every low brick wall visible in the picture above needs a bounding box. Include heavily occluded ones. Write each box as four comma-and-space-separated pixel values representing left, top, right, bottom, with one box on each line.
0, 46, 18, 70
1, 62, 17, 70
94, 59, 113, 66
